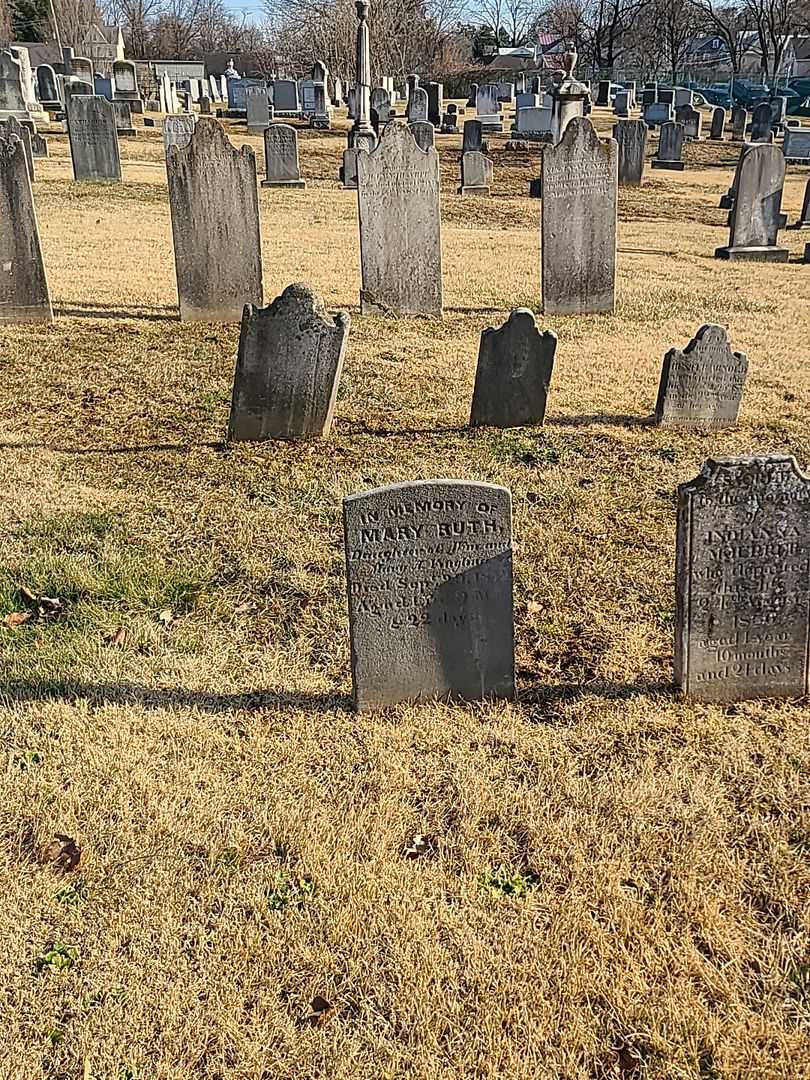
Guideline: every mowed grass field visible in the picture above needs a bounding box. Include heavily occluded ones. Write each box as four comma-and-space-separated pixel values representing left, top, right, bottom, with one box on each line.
0, 104, 809, 1080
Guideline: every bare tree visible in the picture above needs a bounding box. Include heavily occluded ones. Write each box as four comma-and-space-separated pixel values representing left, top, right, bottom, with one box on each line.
52, 0, 107, 47
744, 0, 799, 80
503, 0, 539, 44
658, 0, 697, 79
687, 0, 747, 72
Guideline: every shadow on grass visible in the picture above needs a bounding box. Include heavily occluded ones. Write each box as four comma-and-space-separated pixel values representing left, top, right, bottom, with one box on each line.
0, 679, 351, 714
343, 422, 470, 438
549, 413, 653, 429
519, 678, 673, 706
0, 441, 224, 454
55, 301, 178, 322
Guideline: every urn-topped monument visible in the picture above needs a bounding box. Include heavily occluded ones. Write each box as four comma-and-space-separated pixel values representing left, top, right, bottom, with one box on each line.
549, 45, 590, 143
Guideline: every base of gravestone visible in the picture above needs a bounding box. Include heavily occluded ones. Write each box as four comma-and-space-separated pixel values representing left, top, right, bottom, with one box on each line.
651, 160, 685, 171
458, 184, 490, 195
714, 244, 789, 262
261, 178, 306, 188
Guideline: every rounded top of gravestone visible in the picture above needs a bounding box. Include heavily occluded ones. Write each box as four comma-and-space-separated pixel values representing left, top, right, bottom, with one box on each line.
268, 282, 350, 331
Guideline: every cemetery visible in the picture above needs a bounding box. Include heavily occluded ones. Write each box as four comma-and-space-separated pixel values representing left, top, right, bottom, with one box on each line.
1, 24, 809, 1080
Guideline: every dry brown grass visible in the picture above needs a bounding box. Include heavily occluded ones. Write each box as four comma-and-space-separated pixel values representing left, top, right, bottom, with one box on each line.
0, 105, 808, 1080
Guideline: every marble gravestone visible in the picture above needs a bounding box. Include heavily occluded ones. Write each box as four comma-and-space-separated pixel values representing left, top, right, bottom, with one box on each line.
262, 124, 305, 187
0, 51, 29, 119
246, 87, 270, 132
677, 104, 702, 140
408, 86, 428, 123
111, 100, 135, 135
613, 118, 647, 186
344, 480, 515, 711
470, 309, 557, 428
166, 118, 263, 321
731, 105, 748, 141
370, 87, 392, 124
458, 150, 492, 195
655, 324, 747, 428
652, 121, 685, 170
541, 117, 617, 315
710, 107, 726, 140
676, 455, 810, 703
36, 63, 59, 106
715, 143, 788, 261
357, 123, 442, 317
68, 95, 121, 181
1, 116, 34, 180
228, 283, 349, 441
750, 102, 772, 141
408, 120, 434, 151
0, 135, 52, 323
163, 113, 196, 154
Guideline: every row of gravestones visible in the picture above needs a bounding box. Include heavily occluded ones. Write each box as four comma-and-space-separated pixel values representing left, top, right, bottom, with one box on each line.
342, 452, 810, 710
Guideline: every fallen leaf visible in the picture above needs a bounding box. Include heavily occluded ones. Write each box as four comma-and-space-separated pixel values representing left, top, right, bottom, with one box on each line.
158, 609, 174, 626
19, 585, 38, 606
105, 627, 127, 648
233, 601, 257, 616
303, 995, 335, 1027
18, 587, 65, 621
45, 834, 81, 874
4, 611, 31, 628
526, 601, 542, 616
404, 834, 432, 859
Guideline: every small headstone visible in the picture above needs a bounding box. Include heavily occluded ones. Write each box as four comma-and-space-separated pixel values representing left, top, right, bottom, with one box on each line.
676, 455, 810, 703
67, 95, 121, 181
163, 113, 196, 154
246, 86, 270, 131
470, 309, 556, 428
344, 480, 515, 711
111, 100, 135, 135
613, 118, 647, 186
541, 117, 617, 315
651, 121, 685, 170
731, 105, 748, 141
710, 107, 726, 140
782, 128, 810, 163
677, 104, 701, 140
0, 134, 52, 323
407, 86, 428, 123
715, 142, 788, 261
262, 123, 305, 187
458, 150, 492, 195
408, 120, 434, 151
655, 324, 747, 428
750, 101, 772, 141
166, 118, 263, 321
357, 123, 442, 316
228, 283, 349, 441
30, 132, 47, 157
642, 102, 673, 128
462, 119, 484, 152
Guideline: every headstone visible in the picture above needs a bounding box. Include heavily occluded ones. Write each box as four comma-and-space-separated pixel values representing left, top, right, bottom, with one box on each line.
614, 89, 630, 117
36, 64, 59, 106
496, 81, 514, 103
515, 92, 540, 111
641, 86, 656, 106
710, 107, 726, 140
228, 283, 349, 441
462, 119, 484, 153
675, 455, 810, 703
31, 132, 47, 157
72, 57, 93, 85
467, 82, 478, 107
731, 105, 748, 141
440, 106, 458, 133
370, 87, 391, 124
715, 143, 788, 261
67, 95, 121, 181
246, 87, 270, 131
273, 79, 299, 113
208, 75, 221, 103
357, 123, 442, 316
163, 113, 196, 154
426, 81, 443, 127
513, 106, 552, 139
674, 87, 693, 108
0, 51, 29, 119
596, 80, 610, 106
751, 102, 772, 141
9, 46, 42, 119
770, 96, 787, 127
344, 480, 515, 711
782, 128, 810, 163
199, 96, 211, 114
408, 86, 428, 123
0, 134, 52, 323
643, 102, 673, 128
658, 88, 674, 105
613, 119, 647, 186
655, 324, 747, 428
541, 117, 617, 315
408, 120, 434, 152
790, 176, 810, 228
470, 309, 556, 427
1, 116, 33, 180
458, 150, 493, 195
111, 100, 135, 135
677, 104, 702, 140
228, 78, 263, 112
166, 118, 263, 321
112, 59, 141, 112
652, 121, 685, 170
475, 84, 500, 117
262, 123, 305, 187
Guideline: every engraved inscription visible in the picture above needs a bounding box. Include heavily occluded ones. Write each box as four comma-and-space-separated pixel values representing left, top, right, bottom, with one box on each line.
656, 325, 748, 428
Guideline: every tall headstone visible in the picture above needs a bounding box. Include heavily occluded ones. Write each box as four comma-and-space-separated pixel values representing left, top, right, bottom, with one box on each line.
731, 105, 748, 141
344, 480, 515, 711
36, 64, 59, 107
676, 455, 810, 703
715, 142, 788, 261
358, 124, 442, 316
458, 150, 492, 195
0, 135, 52, 324
228, 283, 349, 441
67, 95, 121, 181
467, 82, 478, 107
470, 309, 556, 427
651, 121, 684, 170
655, 324, 747, 428
113, 59, 141, 112
343, 0, 377, 190
710, 107, 726, 140
750, 101, 772, 141
262, 124, 305, 187
426, 81, 443, 127
613, 89, 630, 117
0, 50, 29, 120
541, 117, 617, 315
596, 80, 610, 106
166, 118, 263, 321
613, 118, 646, 186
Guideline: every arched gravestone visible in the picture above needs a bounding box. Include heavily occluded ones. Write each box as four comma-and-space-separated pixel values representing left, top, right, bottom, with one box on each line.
710, 107, 725, 140
750, 101, 772, 141
228, 283, 349, 441
459, 149, 492, 194
262, 124, 305, 187
163, 113, 196, 155
676, 455, 810, 703
357, 122, 442, 316
651, 121, 684, 170
541, 117, 617, 315
715, 142, 788, 261
1, 116, 33, 180
0, 50, 30, 118
407, 85, 428, 122
344, 480, 515, 711
0, 134, 52, 324
655, 324, 747, 428
613, 118, 647, 186
166, 118, 263, 322
408, 120, 434, 151
731, 105, 747, 141
67, 95, 121, 181
470, 309, 556, 428
36, 64, 58, 106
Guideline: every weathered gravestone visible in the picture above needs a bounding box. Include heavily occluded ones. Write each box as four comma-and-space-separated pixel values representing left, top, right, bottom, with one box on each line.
408, 120, 434, 151
782, 128, 810, 163
710, 107, 726, 140
789, 176, 810, 228
675, 455, 810, 703
1, 116, 33, 180
163, 113, 196, 154
613, 118, 647, 186
715, 142, 788, 261
541, 117, 617, 315
370, 87, 392, 124
0, 50, 31, 120
655, 324, 747, 428
68, 95, 121, 181
407, 86, 428, 123
228, 283, 349, 441
652, 121, 684, 169
0, 135, 52, 324
750, 102, 772, 141
31, 132, 47, 157
111, 100, 135, 135
458, 150, 492, 195
462, 118, 484, 152
426, 81, 443, 127
344, 480, 515, 711
470, 309, 556, 427
357, 123, 442, 316
731, 105, 748, 141
246, 86, 270, 131
36, 64, 59, 106
676, 103, 702, 139
262, 124, 305, 187
166, 118, 263, 321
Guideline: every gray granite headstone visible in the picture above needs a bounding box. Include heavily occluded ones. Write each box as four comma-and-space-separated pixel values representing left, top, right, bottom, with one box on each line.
710, 107, 726, 140
655, 324, 747, 428
676, 455, 810, 703
273, 79, 298, 112
676, 104, 701, 139
470, 309, 556, 427
715, 142, 788, 261
459, 149, 492, 194
262, 123, 305, 187
426, 81, 443, 127
462, 119, 483, 152
613, 118, 646, 186
228, 283, 349, 441
67, 95, 121, 181
344, 480, 515, 711
0, 134, 52, 324
408, 120, 434, 151
166, 118, 263, 321
782, 128, 810, 163
357, 123, 442, 316
246, 86, 270, 131
652, 120, 684, 169
750, 102, 772, 141
731, 105, 748, 141
643, 102, 673, 128
541, 117, 617, 315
